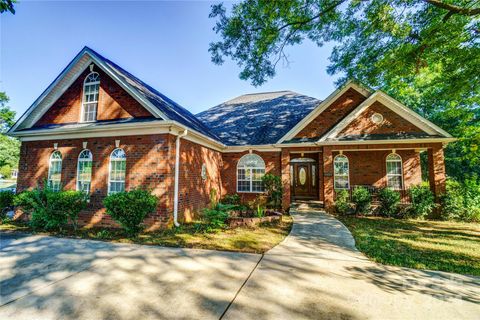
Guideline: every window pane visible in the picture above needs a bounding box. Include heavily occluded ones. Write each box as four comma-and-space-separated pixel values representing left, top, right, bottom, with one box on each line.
387, 176, 402, 190
334, 177, 349, 189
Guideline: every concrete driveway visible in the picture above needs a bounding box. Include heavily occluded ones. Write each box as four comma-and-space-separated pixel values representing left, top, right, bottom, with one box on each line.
1, 211, 479, 319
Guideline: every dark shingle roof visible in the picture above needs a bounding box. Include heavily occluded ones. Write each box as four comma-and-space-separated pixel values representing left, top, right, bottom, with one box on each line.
196, 91, 321, 146
86, 47, 219, 141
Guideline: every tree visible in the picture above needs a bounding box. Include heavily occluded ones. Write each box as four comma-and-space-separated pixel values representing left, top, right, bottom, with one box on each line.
0, 92, 19, 178
209, 0, 480, 180
0, 0, 15, 14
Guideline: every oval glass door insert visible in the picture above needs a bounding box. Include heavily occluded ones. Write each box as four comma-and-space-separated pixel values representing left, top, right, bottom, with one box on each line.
299, 168, 307, 185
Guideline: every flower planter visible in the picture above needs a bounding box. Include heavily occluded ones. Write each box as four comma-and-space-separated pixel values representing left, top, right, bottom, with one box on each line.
227, 211, 283, 228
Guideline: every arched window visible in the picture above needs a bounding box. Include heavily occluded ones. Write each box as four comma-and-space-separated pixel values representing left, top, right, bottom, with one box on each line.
108, 148, 126, 194
237, 154, 265, 192
48, 151, 62, 192
386, 153, 403, 190
82, 72, 100, 122
77, 150, 93, 194
334, 154, 349, 189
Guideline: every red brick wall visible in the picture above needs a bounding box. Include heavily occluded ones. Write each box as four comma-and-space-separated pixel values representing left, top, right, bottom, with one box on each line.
34, 65, 152, 126
178, 139, 223, 222
339, 101, 424, 136
295, 88, 366, 140
337, 149, 421, 188
16, 134, 175, 229
221, 151, 281, 204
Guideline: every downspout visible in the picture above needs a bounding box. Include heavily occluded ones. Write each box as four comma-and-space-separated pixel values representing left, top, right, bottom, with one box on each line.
173, 129, 188, 227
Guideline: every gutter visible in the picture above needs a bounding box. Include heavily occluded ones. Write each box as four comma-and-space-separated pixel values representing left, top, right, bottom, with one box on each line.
173, 129, 188, 227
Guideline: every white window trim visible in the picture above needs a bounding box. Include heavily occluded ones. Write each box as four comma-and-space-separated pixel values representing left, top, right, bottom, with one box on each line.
76, 149, 93, 193
236, 154, 266, 193
386, 153, 404, 190
47, 151, 62, 192
81, 72, 100, 123
108, 148, 126, 195
334, 154, 350, 190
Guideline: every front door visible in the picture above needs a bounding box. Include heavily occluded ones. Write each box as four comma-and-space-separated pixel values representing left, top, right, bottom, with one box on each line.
292, 162, 318, 200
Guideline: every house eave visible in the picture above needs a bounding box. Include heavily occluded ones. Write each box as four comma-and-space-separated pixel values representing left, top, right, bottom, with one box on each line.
10, 120, 226, 152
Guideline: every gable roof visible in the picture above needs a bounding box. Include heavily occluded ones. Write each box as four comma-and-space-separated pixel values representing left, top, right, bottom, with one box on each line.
319, 90, 453, 142
196, 91, 321, 146
9, 46, 219, 141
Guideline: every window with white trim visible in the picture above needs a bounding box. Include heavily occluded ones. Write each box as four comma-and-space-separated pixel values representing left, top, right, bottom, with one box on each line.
237, 154, 265, 192
334, 154, 349, 189
386, 153, 403, 190
108, 148, 126, 194
48, 151, 62, 192
82, 72, 100, 122
77, 149, 93, 194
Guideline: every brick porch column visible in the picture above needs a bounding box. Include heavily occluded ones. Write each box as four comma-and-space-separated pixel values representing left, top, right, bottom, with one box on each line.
428, 144, 446, 199
281, 149, 291, 211
323, 146, 334, 210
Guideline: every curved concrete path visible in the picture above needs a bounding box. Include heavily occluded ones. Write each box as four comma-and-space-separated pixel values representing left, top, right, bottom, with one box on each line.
223, 209, 480, 320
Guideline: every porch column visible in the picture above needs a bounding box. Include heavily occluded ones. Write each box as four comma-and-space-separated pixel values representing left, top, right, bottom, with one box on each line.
281, 149, 291, 211
428, 144, 446, 199
323, 146, 334, 210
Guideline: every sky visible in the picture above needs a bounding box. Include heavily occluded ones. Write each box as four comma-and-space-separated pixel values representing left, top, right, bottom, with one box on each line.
1, 1, 339, 118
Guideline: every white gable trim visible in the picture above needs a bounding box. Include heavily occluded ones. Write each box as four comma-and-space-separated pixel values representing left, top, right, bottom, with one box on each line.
9, 47, 167, 133
277, 80, 371, 143
319, 91, 453, 142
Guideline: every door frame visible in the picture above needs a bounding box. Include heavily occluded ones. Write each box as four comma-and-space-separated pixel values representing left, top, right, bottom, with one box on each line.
290, 157, 319, 200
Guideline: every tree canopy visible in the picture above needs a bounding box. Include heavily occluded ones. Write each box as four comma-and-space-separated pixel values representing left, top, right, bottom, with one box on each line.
209, 0, 480, 180
0, 92, 20, 178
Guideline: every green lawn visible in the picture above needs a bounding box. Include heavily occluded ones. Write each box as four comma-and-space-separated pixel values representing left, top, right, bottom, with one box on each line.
339, 216, 480, 276
0, 216, 293, 254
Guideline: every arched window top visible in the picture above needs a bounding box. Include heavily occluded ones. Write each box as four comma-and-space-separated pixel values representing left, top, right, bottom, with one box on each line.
84, 72, 99, 84
111, 148, 126, 159
386, 153, 402, 161
78, 149, 92, 160
291, 157, 316, 163
238, 154, 265, 169
334, 154, 348, 163
50, 150, 62, 160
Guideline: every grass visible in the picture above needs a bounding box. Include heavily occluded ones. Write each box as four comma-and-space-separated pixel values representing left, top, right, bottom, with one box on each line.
339, 216, 480, 276
0, 216, 293, 254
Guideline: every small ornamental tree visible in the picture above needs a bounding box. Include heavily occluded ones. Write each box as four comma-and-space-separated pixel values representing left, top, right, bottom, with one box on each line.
262, 173, 283, 209
103, 188, 158, 236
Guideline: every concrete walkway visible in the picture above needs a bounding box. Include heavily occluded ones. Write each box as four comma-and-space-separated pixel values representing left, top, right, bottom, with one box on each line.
1, 211, 479, 319
223, 209, 480, 320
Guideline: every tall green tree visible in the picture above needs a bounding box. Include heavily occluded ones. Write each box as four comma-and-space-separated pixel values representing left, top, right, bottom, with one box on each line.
0, 0, 15, 14
0, 92, 20, 178
209, 0, 480, 180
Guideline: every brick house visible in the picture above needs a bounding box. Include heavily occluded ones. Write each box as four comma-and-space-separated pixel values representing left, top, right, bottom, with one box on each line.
8, 47, 454, 229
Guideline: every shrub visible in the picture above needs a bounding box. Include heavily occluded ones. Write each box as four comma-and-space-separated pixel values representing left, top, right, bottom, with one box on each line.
262, 174, 283, 209
103, 188, 158, 236
0, 190, 15, 218
14, 186, 87, 231
202, 207, 229, 229
406, 185, 435, 219
440, 177, 480, 222
221, 194, 241, 206
378, 188, 401, 217
334, 190, 351, 215
351, 187, 371, 215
